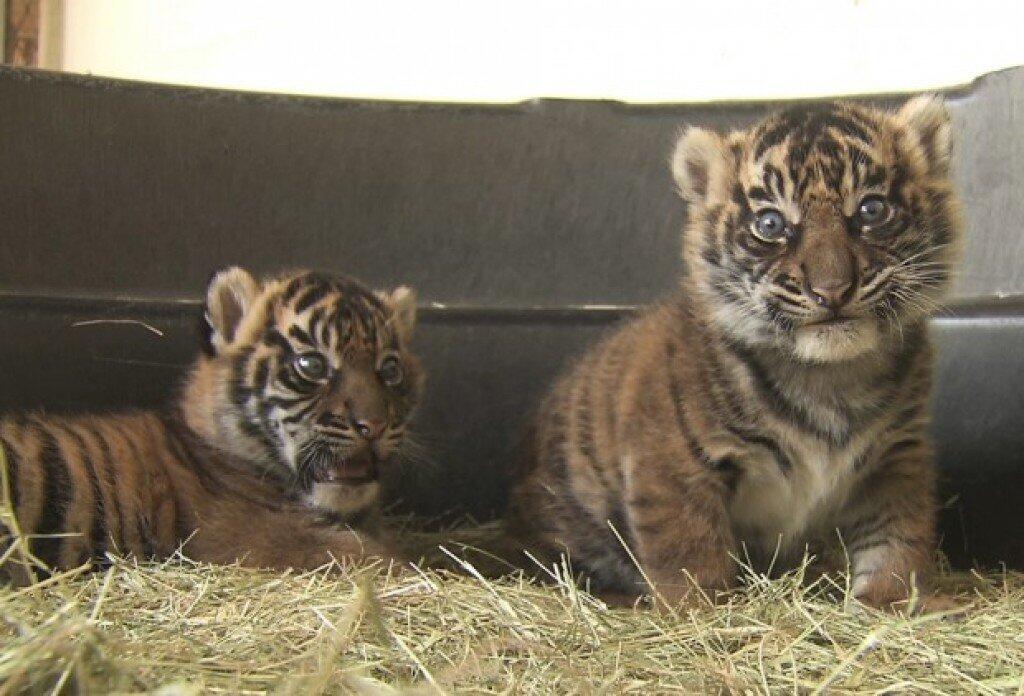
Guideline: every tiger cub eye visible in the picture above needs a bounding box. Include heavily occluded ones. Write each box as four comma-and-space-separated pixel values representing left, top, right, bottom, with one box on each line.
753, 209, 789, 242
856, 195, 892, 229
378, 355, 404, 387
293, 352, 329, 381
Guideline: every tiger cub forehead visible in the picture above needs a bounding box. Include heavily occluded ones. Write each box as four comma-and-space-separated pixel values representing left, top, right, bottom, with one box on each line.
732, 101, 924, 220
233, 271, 412, 359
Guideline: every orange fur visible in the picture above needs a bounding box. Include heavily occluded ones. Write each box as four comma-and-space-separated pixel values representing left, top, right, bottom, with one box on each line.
1, 269, 423, 582
508, 97, 962, 610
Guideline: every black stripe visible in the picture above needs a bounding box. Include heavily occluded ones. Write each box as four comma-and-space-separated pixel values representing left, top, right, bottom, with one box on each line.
762, 163, 785, 198
329, 306, 349, 345
281, 399, 319, 425
750, 260, 776, 284
889, 403, 924, 434
158, 414, 223, 495
538, 390, 637, 583
723, 338, 833, 442
543, 408, 569, 486
277, 366, 308, 395
90, 426, 127, 554
0, 434, 20, 510
849, 537, 890, 557
161, 415, 285, 513
64, 427, 108, 563
283, 275, 310, 302
862, 166, 887, 189
229, 352, 256, 406
754, 112, 800, 159
746, 185, 771, 202
263, 329, 293, 353
771, 292, 804, 309
575, 383, 597, 462
287, 325, 313, 347
266, 394, 311, 408
731, 426, 792, 475
293, 284, 330, 314
877, 437, 923, 463
33, 428, 73, 567
665, 343, 714, 468
171, 484, 194, 546
764, 301, 796, 333
713, 456, 742, 493
607, 499, 637, 558
137, 511, 157, 559
229, 358, 281, 464
112, 423, 153, 555
889, 325, 926, 383
846, 511, 896, 543
730, 183, 752, 217
700, 335, 794, 475
252, 356, 271, 391
823, 112, 872, 143
309, 307, 328, 345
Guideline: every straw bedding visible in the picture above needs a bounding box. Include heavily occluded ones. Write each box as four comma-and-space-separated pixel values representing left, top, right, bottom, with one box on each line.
1, 543, 1021, 695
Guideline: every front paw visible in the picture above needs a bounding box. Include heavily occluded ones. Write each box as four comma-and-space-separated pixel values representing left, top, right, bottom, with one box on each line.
855, 576, 968, 617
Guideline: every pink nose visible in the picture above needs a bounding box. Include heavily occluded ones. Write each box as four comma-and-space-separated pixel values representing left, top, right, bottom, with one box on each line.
353, 419, 386, 441
808, 279, 854, 309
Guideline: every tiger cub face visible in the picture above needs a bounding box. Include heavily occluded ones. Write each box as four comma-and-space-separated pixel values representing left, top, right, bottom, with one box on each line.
671, 96, 961, 362
185, 267, 424, 513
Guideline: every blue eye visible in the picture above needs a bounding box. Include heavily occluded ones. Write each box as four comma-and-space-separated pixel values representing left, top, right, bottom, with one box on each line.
293, 352, 329, 381
379, 356, 404, 387
857, 195, 892, 228
753, 209, 789, 242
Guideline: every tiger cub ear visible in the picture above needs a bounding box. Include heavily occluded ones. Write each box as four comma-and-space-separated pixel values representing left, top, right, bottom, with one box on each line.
895, 94, 953, 177
377, 286, 417, 343
670, 126, 731, 205
204, 266, 260, 354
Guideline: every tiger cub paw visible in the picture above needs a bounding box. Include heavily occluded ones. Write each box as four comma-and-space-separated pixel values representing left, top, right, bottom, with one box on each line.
854, 579, 969, 618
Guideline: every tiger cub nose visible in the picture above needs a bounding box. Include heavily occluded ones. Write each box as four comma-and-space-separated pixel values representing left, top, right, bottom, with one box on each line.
807, 279, 855, 309
352, 418, 386, 441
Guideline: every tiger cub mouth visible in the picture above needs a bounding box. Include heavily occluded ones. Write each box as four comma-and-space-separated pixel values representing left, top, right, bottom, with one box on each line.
311, 451, 380, 485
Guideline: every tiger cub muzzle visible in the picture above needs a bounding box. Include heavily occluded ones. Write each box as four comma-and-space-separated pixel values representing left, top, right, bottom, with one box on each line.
302, 354, 402, 486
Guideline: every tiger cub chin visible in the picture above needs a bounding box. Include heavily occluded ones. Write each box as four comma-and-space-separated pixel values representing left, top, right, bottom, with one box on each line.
508, 96, 963, 610
0, 267, 424, 583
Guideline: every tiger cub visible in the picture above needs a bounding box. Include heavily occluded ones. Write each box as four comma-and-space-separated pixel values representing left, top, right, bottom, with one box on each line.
0, 267, 423, 583
507, 96, 962, 610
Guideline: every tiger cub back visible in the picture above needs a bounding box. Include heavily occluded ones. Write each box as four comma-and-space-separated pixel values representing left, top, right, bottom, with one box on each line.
508, 96, 962, 610
1, 267, 424, 582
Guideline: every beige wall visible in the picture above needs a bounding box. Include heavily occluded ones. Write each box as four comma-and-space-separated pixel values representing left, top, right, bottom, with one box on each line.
62, 0, 1024, 102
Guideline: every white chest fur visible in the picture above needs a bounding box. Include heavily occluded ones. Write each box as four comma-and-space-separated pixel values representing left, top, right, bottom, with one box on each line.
727, 432, 873, 558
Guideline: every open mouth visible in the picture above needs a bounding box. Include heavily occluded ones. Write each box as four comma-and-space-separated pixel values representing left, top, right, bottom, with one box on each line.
307, 450, 380, 485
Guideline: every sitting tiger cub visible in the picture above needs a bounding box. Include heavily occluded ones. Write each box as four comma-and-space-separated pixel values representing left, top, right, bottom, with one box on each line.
0, 267, 423, 583
507, 96, 962, 611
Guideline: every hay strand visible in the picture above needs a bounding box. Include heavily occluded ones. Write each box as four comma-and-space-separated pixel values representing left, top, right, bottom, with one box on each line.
0, 550, 1021, 694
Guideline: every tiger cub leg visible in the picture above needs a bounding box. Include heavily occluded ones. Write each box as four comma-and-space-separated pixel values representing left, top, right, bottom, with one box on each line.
840, 446, 942, 612
183, 498, 389, 572
624, 446, 738, 608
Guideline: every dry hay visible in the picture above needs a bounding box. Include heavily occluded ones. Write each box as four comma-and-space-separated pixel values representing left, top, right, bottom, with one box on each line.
0, 544, 1021, 695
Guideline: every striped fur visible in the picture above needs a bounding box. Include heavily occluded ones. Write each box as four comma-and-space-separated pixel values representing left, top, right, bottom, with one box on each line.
508, 96, 962, 610
0, 268, 423, 583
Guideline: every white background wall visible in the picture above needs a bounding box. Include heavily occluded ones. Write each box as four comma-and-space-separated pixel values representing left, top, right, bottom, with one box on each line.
62, 0, 1024, 102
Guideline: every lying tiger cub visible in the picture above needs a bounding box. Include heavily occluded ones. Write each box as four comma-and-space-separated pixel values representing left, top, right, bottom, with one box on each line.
507, 96, 963, 612
0, 267, 422, 583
